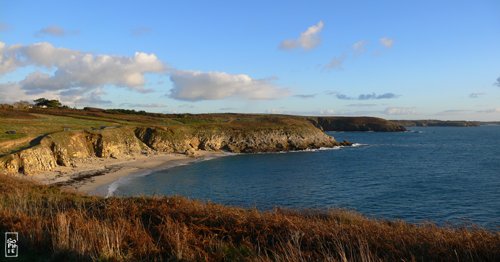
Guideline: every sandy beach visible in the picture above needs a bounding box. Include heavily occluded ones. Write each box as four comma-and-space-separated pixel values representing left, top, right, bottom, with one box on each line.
33, 151, 227, 196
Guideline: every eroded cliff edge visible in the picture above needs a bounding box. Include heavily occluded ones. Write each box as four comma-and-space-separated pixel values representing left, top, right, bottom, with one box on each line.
310, 116, 406, 132
1, 120, 346, 175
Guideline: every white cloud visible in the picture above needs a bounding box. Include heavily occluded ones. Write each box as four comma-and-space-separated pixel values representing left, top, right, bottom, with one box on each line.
169, 70, 290, 101
280, 21, 324, 50
352, 40, 367, 54
380, 37, 394, 48
0, 42, 166, 107
384, 107, 416, 115
73, 88, 112, 105
0, 42, 22, 74
2, 41, 291, 106
0, 41, 166, 103
0, 83, 56, 104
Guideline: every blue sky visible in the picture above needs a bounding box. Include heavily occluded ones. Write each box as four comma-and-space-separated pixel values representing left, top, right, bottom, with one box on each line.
1, 0, 499, 120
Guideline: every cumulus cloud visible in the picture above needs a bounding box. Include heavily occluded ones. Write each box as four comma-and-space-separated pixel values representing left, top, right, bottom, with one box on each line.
279, 21, 324, 50
73, 88, 112, 105
324, 55, 346, 70
352, 40, 367, 54
494, 76, 500, 87
469, 92, 484, 98
380, 37, 394, 48
1, 41, 165, 90
294, 94, 316, 99
0, 41, 166, 105
169, 70, 290, 101
0, 42, 22, 74
329, 92, 399, 100
35, 25, 77, 37
0, 83, 54, 104
2, 41, 290, 105
384, 107, 416, 115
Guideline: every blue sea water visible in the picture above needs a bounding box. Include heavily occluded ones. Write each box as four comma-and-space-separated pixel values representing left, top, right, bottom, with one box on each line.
113, 126, 500, 229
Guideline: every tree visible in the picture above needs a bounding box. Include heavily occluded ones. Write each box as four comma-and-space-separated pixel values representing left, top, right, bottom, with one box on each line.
34, 98, 62, 108
13, 100, 33, 110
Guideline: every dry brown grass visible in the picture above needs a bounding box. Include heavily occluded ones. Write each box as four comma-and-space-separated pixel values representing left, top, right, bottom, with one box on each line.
0, 174, 498, 261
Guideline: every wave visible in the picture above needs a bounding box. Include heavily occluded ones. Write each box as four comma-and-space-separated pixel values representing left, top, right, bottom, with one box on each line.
106, 179, 121, 198
106, 170, 154, 198
250, 144, 367, 155
406, 130, 424, 134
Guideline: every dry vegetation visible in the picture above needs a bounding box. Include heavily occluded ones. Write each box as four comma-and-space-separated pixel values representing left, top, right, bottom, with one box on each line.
0, 175, 498, 261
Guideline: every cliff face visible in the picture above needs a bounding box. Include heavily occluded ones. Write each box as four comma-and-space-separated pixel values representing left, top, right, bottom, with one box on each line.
1, 123, 341, 175
391, 120, 481, 127
311, 117, 406, 132
135, 124, 339, 154
1, 128, 148, 175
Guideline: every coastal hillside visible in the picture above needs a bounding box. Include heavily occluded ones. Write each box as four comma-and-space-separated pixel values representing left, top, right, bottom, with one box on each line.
0, 174, 498, 261
0, 108, 347, 175
309, 116, 407, 132
392, 120, 481, 127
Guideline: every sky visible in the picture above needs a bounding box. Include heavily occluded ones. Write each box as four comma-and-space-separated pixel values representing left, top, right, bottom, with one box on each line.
1, 0, 499, 120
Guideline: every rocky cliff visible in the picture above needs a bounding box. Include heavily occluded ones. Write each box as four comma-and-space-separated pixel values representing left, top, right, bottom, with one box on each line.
1, 122, 345, 175
310, 117, 406, 132
391, 120, 481, 127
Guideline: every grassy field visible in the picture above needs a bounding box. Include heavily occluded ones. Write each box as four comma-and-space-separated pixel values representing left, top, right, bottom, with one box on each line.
0, 108, 318, 156
0, 174, 498, 261
0, 112, 118, 156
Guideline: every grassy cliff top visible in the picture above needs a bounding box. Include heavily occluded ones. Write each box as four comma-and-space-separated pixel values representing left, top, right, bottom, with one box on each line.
0, 108, 317, 156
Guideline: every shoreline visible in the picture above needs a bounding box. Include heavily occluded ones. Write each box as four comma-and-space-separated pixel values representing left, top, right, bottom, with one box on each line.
34, 145, 353, 197
33, 151, 228, 196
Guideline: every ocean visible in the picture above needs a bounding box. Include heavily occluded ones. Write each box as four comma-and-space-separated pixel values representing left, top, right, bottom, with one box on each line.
111, 126, 500, 229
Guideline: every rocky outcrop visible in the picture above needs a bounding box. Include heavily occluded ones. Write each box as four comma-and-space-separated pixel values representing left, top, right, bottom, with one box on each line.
1, 122, 344, 175
310, 117, 406, 132
0, 127, 149, 175
135, 125, 341, 153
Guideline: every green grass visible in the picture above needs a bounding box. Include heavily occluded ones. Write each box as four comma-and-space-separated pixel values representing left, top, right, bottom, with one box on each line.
0, 113, 120, 155
0, 108, 319, 156
0, 114, 117, 141
0, 132, 26, 141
